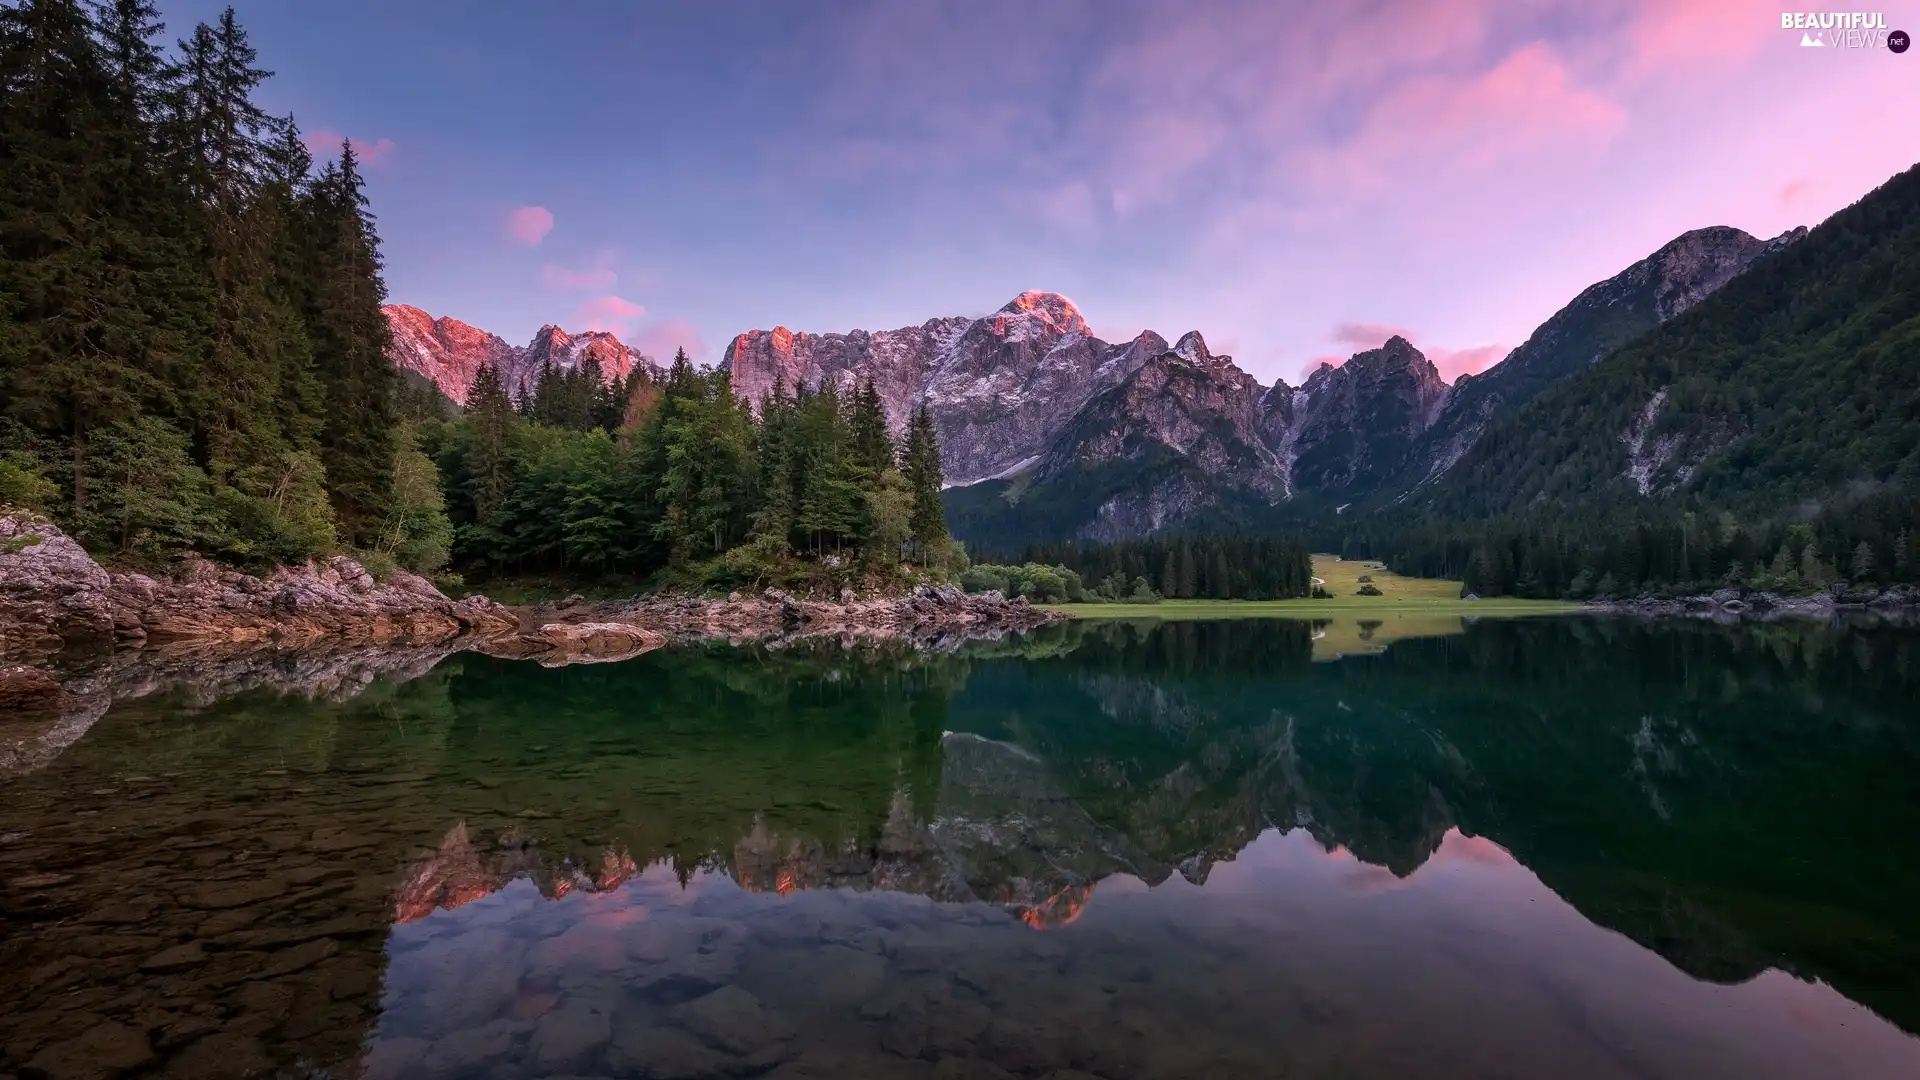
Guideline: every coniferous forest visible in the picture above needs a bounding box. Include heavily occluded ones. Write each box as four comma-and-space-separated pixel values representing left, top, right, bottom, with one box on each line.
0, 1, 417, 566
0, 1, 957, 593
418, 362, 960, 588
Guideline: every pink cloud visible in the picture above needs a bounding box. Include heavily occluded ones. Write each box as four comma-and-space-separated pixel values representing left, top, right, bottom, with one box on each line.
1331, 322, 1415, 350
631, 318, 707, 363
541, 250, 618, 291
507, 206, 554, 246
301, 131, 396, 166
1427, 343, 1508, 382
1312, 322, 1506, 383
1321, 43, 1627, 190
1779, 179, 1816, 206
1627, 0, 1774, 73
576, 295, 644, 335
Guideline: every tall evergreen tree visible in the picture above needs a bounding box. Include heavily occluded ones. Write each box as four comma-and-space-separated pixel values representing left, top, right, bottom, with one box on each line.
902, 405, 948, 562
0, 0, 164, 518
307, 140, 397, 543
849, 379, 892, 476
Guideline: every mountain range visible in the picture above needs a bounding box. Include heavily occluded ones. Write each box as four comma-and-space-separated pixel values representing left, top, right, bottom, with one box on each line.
383, 160, 1920, 549
384, 304, 656, 405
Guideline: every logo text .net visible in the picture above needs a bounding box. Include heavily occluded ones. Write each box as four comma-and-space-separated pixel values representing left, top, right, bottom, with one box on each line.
1781, 11, 1897, 48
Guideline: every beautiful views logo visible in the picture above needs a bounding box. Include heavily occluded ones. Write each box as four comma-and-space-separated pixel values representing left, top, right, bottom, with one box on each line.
1780, 11, 1908, 50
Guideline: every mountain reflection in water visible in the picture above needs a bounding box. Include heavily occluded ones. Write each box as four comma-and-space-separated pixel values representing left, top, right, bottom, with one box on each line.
1, 617, 1917, 1079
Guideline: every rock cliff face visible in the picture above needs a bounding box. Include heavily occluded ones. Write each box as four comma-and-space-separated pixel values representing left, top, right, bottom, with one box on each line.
1280, 336, 1449, 503
383, 305, 655, 405
723, 292, 1169, 485
1022, 333, 1288, 541
947, 226, 1800, 545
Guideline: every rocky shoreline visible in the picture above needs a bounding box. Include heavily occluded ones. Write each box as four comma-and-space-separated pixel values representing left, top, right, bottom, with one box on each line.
1585, 583, 1920, 622
0, 513, 1064, 730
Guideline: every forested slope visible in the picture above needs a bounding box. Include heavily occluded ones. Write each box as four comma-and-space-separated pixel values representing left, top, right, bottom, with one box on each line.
1426, 162, 1920, 519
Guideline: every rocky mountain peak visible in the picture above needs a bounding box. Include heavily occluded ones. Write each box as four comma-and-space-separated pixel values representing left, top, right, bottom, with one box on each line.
1173, 331, 1213, 366
994, 291, 1087, 337
382, 306, 655, 404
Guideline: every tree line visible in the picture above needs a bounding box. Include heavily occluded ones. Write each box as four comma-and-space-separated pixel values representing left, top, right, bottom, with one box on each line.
418, 356, 958, 588
0, 0, 446, 570
962, 533, 1314, 603
1324, 491, 1920, 599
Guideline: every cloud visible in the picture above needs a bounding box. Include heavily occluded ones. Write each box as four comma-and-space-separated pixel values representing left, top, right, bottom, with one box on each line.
1626, 0, 1774, 73
541, 250, 618, 291
507, 206, 554, 246
301, 131, 396, 166
1317, 43, 1627, 191
1331, 322, 1415, 350
576, 295, 644, 334
1779, 179, 1816, 206
631, 318, 708, 362
1426, 343, 1508, 381
1313, 322, 1505, 382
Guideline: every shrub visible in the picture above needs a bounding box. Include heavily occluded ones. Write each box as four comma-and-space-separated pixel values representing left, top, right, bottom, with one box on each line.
1356, 584, 1383, 596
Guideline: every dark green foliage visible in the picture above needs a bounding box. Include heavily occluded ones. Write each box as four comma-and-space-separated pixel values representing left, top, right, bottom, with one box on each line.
431, 355, 959, 590
1326, 491, 1920, 599
902, 405, 949, 562
997, 533, 1313, 601
1425, 162, 1920, 520
0, 1, 430, 570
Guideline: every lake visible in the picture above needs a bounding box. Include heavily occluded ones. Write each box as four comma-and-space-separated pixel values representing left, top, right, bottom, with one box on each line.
3, 617, 1918, 1079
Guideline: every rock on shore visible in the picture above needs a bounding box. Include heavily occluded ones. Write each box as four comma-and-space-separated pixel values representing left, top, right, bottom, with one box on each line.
0, 512, 517, 658
1588, 583, 1920, 622
580, 584, 1066, 647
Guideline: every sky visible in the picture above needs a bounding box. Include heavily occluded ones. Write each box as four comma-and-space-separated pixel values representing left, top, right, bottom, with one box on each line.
166, 0, 1920, 385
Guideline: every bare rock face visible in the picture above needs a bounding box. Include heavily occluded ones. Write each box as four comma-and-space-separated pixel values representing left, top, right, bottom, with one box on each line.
383, 305, 524, 406
0, 513, 117, 653
382, 305, 658, 405
1282, 335, 1449, 500
1035, 335, 1289, 540
722, 292, 1168, 486
521, 324, 649, 397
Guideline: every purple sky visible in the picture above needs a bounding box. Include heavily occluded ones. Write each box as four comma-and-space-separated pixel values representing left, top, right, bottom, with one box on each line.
171, 0, 1920, 385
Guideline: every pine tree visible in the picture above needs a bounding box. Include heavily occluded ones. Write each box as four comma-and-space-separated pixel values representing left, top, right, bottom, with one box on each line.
1851, 540, 1875, 583
462, 363, 517, 527
902, 405, 947, 563
0, 0, 165, 517
307, 140, 398, 543
849, 379, 892, 475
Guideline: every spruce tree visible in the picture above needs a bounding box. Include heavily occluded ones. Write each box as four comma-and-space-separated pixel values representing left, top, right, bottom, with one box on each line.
902, 405, 947, 562
0, 0, 164, 518
307, 140, 398, 543
462, 363, 516, 525
850, 379, 892, 476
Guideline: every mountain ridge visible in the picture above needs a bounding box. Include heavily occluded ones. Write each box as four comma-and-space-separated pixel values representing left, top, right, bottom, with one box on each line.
382, 218, 1809, 548
384, 305, 656, 405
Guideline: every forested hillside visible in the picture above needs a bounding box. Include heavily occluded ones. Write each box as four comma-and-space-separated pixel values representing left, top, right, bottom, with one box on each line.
1426, 162, 1920, 519
0, 0, 426, 565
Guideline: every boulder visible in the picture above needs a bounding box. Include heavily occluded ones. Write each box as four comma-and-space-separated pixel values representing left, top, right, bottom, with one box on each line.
0, 665, 60, 712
